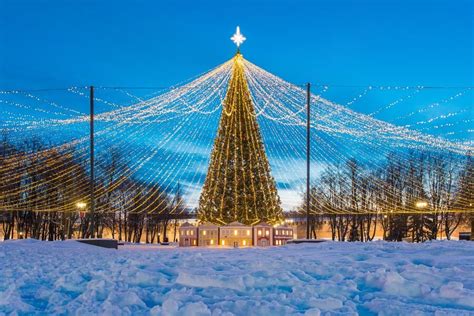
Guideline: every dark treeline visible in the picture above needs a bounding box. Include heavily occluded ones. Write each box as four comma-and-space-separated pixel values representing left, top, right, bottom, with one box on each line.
0, 134, 188, 242
301, 151, 473, 242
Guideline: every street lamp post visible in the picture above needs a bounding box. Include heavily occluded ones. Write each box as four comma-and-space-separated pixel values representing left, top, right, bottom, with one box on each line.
470, 203, 473, 241
415, 201, 428, 209
416, 200, 428, 242
76, 202, 87, 239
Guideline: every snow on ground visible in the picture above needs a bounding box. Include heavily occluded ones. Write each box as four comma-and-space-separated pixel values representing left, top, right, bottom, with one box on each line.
0, 240, 473, 315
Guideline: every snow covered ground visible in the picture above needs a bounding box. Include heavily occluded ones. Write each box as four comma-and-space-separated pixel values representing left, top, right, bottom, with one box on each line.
0, 240, 473, 315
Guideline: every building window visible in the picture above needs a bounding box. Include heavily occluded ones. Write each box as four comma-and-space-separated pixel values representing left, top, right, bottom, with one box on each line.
243, 240, 247, 246
190, 230, 194, 236
265, 230, 269, 236
258, 230, 262, 236
234, 230, 238, 236
203, 230, 207, 236
193, 240, 196, 245
221, 240, 225, 246
246, 230, 250, 236
210, 239, 214, 245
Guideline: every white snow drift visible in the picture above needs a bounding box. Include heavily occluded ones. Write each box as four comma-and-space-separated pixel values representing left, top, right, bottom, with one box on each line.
0, 240, 473, 315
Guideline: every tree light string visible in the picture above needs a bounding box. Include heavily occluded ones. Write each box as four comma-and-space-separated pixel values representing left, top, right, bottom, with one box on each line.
0, 54, 472, 214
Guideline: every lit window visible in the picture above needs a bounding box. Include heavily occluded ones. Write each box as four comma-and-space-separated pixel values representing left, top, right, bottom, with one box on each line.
221, 240, 225, 246
203, 230, 207, 236
265, 230, 269, 236
243, 240, 247, 246
258, 230, 262, 236
210, 239, 214, 245
190, 230, 194, 235
193, 240, 196, 245
246, 230, 250, 236
186, 230, 189, 236
234, 230, 238, 236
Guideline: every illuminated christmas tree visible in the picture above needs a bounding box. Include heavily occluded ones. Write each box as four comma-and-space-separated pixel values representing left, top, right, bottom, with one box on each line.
198, 27, 283, 225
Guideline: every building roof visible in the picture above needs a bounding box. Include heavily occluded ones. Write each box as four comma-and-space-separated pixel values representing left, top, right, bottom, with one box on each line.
198, 222, 219, 229
180, 222, 195, 228
275, 223, 292, 228
224, 221, 248, 227
254, 221, 272, 227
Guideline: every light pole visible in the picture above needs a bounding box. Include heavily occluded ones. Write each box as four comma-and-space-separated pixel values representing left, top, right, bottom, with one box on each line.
89, 86, 95, 238
470, 203, 473, 241
76, 201, 87, 239
306, 83, 311, 239
416, 200, 428, 242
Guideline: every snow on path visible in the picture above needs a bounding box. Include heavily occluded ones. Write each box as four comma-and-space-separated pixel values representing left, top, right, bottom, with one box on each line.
0, 239, 473, 315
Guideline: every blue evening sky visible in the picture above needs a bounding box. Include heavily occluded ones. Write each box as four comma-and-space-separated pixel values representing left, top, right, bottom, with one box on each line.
1, 0, 472, 210
1, 0, 472, 90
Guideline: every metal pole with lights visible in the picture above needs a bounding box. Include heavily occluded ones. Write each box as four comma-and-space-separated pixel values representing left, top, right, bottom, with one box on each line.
89, 86, 95, 237
306, 83, 311, 239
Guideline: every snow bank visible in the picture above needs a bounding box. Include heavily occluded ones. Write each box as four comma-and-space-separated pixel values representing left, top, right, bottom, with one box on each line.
0, 239, 473, 315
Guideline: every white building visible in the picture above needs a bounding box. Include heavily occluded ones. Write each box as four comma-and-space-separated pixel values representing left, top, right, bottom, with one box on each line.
179, 222, 198, 247
273, 224, 294, 246
219, 221, 252, 247
198, 222, 219, 246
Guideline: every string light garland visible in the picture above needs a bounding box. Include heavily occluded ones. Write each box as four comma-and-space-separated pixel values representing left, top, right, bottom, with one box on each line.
0, 49, 472, 217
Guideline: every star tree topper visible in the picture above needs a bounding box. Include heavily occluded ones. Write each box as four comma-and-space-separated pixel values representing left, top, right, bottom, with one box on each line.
231, 26, 246, 47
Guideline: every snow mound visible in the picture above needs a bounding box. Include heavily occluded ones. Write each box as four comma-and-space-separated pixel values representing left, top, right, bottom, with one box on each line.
0, 240, 473, 315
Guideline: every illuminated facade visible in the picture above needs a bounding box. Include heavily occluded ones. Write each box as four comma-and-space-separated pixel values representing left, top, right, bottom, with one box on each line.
198, 222, 219, 246
179, 222, 198, 247
178, 221, 295, 247
219, 221, 252, 247
253, 222, 273, 247
273, 224, 295, 246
